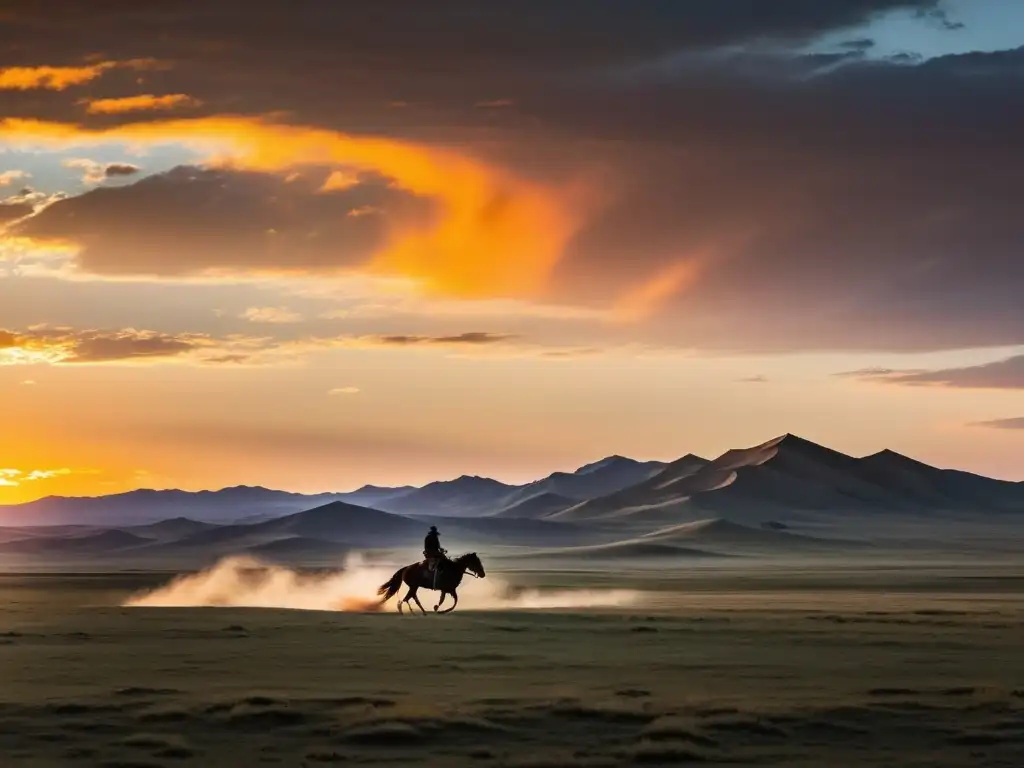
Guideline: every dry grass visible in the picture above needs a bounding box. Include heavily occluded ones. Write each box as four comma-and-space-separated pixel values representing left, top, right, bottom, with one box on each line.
1, 565, 1023, 766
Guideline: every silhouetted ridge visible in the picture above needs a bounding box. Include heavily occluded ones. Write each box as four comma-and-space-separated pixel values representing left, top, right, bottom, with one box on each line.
574, 455, 642, 475
491, 492, 575, 519
0, 529, 153, 554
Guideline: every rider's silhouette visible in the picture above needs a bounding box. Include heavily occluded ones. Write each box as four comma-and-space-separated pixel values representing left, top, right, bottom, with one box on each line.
423, 525, 444, 588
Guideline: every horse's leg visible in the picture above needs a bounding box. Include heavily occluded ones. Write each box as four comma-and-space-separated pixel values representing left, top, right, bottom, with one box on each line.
434, 591, 446, 612
438, 589, 458, 614
398, 584, 413, 614
409, 587, 427, 615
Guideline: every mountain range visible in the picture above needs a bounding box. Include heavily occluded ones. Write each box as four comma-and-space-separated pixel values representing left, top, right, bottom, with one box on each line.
0, 454, 669, 526
0, 434, 1021, 566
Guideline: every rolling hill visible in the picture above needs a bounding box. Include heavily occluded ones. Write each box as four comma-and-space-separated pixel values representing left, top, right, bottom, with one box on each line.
371, 475, 515, 517
0, 529, 154, 555
491, 492, 576, 519
0, 486, 347, 527
342, 455, 670, 517
492, 456, 669, 513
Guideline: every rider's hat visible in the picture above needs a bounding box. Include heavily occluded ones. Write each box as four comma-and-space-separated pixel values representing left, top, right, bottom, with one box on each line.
429, 525, 438, 532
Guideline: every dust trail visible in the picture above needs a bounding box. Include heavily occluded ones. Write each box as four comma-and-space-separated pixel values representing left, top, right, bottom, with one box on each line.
122, 554, 642, 612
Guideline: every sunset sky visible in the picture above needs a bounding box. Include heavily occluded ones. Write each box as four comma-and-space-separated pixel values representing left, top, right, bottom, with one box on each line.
2, 0, 1024, 504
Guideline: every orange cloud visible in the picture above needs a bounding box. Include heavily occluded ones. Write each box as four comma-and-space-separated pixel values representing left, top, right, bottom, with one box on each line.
0, 116, 592, 299
0, 327, 215, 365
240, 306, 302, 323
0, 59, 167, 92
0, 170, 30, 186
319, 169, 363, 192
609, 232, 755, 323
83, 93, 203, 115
0, 62, 116, 90
0, 467, 99, 489
611, 259, 703, 323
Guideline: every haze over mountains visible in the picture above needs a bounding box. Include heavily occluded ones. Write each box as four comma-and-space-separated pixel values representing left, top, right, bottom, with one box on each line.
0, 454, 669, 526
1, 434, 1022, 567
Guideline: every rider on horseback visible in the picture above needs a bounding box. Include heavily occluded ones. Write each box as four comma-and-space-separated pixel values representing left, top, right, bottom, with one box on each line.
423, 525, 446, 588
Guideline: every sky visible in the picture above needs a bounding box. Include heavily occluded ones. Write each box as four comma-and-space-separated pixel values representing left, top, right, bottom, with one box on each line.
2, 0, 1024, 503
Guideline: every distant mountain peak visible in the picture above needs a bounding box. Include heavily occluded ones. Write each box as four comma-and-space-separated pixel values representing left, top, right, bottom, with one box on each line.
574, 455, 637, 475
670, 453, 709, 465
437, 474, 509, 487
573, 454, 651, 479
867, 448, 913, 461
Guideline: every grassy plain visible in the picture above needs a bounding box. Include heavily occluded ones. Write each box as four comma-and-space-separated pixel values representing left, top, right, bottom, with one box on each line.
2, 564, 1023, 767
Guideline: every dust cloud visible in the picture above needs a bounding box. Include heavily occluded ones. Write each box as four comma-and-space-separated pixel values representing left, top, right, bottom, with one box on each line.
122, 554, 642, 612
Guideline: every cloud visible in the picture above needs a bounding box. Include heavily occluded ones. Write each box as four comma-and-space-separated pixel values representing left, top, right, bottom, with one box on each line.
0, 63, 117, 91
5, 2, 1024, 354
0, 203, 33, 223
0, 323, 574, 368
738, 375, 769, 383
969, 417, 1024, 431
328, 386, 360, 395
838, 355, 1024, 390
0, 170, 30, 186
833, 367, 903, 379
319, 170, 363, 192
1, 187, 68, 212
609, 259, 704, 324
104, 163, 140, 178
3, 118, 588, 299
62, 158, 107, 185
62, 158, 141, 185
82, 93, 202, 115
372, 331, 515, 346
0, 326, 213, 365
13, 164, 410, 274
0, 467, 95, 487
240, 306, 302, 323
0, 59, 160, 91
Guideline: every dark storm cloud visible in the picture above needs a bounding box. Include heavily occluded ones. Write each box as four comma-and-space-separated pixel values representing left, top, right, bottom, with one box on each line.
538, 43, 1024, 352
0, 2, 938, 68
6, 0, 1023, 354
14, 165, 432, 276
0, 1, 940, 129
840, 355, 1024, 389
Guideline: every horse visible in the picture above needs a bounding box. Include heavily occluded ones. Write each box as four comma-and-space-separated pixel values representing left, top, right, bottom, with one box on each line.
376, 552, 485, 615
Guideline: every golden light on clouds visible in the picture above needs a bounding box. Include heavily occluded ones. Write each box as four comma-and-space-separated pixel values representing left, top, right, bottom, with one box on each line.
0, 327, 214, 366
0, 467, 83, 487
240, 306, 302, 323
0, 59, 163, 91
320, 169, 363, 192
611, 259, 703, 323
0, 170, 31, 186
0, 116, 592, 300
329, 386, 360, 395
0, 63, 117, 90
82, 93, 203, 114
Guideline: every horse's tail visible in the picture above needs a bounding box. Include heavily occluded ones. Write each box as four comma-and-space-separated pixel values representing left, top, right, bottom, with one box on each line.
376, 567, 405, 603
